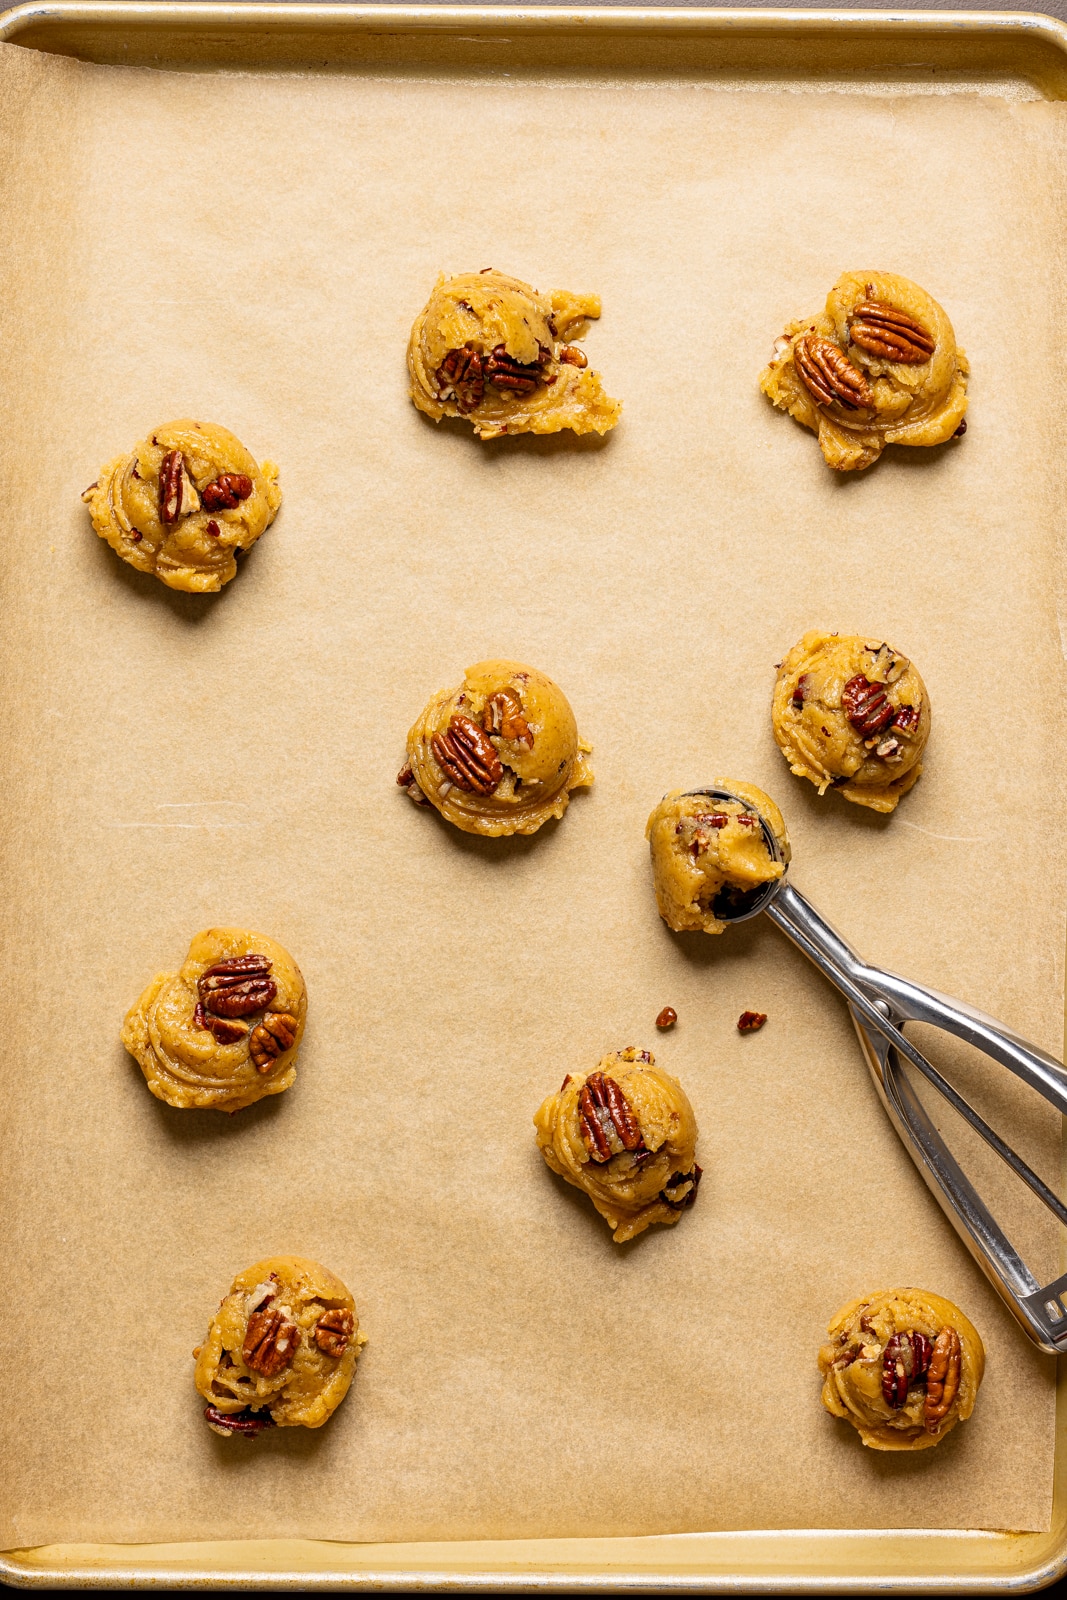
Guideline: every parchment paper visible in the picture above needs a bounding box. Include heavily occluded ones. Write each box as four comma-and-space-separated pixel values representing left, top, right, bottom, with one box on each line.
0, 39, 1064, 1547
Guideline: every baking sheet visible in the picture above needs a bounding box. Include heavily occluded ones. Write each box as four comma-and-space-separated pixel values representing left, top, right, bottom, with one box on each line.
0, 37, 1064, 1548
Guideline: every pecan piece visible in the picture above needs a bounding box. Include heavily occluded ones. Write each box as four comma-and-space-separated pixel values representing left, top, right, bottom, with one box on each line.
793, 335, 873, 410
431, 714, 503, 795
792, 673, 811, 709
198, 954, 277, 1018
559, 344, 588, 368
738, 1011, 767, 1033
436, 345, 485, 412
578, 1070, 648, 1163
193, 1000, 249, 1044
849, 297, 935, 364
660, 1165, 702, 1210
484, 343, 546, 395
158, 449, 201, 523
314, 1307, 354, 1357
655, 1006, 677, 1030
482, 688, 534, 748
203, 1404, 275, 1439
201, 473, 254, 511
249, 1011, 298, 1073
924, 1326, 962, 1433
892, 703, 921, 738
881, 1331, 933, 1408
841, 674, 895, 738
242, 1304, 301, 1377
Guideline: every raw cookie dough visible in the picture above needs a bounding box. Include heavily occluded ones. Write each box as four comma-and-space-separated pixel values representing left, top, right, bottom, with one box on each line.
772, 630, 930, 813
534, 1047, 701, 1243
646, 780, 789, 935
83, 419, 281, 592
818, 1287, 984, 1451
399, 658, 593, 837
759, 272, 968, 471
195, 1256, 364, 1435
122, 928, 306, 1111
407, 270, 621, 440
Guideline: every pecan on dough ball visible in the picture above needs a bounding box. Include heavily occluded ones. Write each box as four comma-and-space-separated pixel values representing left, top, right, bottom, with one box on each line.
759, 271, 968, 471
407, 270, 621, 440
399, 658, 593, 837
195, 1256, 365, 1435
83, 419, 281, 592
122, 927, 307, 1112
772, 630, 930, 814
534, 1048, 701, 1243
646, 780, 790, 936
818, 1287, 984, 1451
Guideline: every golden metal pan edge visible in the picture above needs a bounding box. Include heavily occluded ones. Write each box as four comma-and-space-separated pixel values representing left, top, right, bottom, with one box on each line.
0, 2, 1064, 1589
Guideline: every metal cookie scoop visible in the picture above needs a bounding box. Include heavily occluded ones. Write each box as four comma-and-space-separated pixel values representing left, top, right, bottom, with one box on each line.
686, 787, 1067, 1354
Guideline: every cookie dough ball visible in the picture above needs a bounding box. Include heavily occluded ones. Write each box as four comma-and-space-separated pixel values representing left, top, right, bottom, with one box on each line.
122, 928, 306, 1111
818, 1287, 984, 1451
83, 420, 281, 592
399, 658, 593, 837
759, 272, 968, 471
195, 1256, 364, 1435
407, 270, 621, 440
646, 780, 789, 935
534, 1048, 701, 1243
772, 631, 930, 813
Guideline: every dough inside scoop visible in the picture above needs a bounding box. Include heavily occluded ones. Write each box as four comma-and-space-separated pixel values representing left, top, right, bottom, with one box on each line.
407, 270, 621, 439
534, 1048, 701, 1242
818, 1287, 984, 1451
759, 271, 968, 471
646, 780, 789, 935
194, 1255, 365, 1432
400, 658, 593, 837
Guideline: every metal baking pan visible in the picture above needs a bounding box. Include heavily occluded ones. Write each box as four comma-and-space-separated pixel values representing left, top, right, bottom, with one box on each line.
1, 2, 1066, 1589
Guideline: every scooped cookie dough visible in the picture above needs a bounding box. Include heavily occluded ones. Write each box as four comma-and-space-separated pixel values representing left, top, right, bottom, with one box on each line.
646, 780, 789, 935
818, 1287, 984, 1451
83, 420, 281, 592
772, 631, 930, 813
399, 658, 593, 837
759, 272, 968, 471
195, 1256, 364, 1435
407, 270, 621, 440
122, 928, 306, 1111
534, 1048, 701, 1243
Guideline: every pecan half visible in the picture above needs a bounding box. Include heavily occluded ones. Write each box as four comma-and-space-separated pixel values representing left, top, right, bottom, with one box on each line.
314, 1307, 354, 1357
738, 1011, 767, 1033
431, 714, 503, 795
484, 343, 547, 395
482, 688, 534, 748
193, 1000, 249, 1044
881, 1331, 933, 1408
924, 1326, 962, 1433
660, 1165, 702, 1210
249, 1011, 298, 1073
849, 297, 935, 364
243, 1304, 301, 1377
578, 1070, 648, 1163
892, 703, 921, 738
841, 674, 895, 738
655, 1006, 677, 1030
794, 335, 873, 410
436, 345, 485, 412
201, 473, 254, 512
198, 954, 277, 1018
158, 449, 201, 523
203, 1404, 275, 1438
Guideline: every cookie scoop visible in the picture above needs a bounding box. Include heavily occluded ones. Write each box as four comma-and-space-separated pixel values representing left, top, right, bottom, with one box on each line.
407, 270, 621, 440
195, 1256, 364, 1434
646, 780, 790, 934
534, 1048, 701, 1242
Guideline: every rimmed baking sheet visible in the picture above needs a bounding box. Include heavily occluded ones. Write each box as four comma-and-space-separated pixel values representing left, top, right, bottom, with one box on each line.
1, 4, 1066, 1589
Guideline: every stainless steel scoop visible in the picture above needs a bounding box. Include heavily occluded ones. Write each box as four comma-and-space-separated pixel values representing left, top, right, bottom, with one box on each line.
685, 786, 1067, 1354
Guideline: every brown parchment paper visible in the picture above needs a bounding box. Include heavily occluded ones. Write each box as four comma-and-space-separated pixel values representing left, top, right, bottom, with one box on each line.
0, 38, 1064, 1548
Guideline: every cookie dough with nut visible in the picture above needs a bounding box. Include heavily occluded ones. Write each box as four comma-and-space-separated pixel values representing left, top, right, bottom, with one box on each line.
534, 1048, 701, 1242
772, 631, 930, 813
195, 1256, 364, 1435
646, 780, 789, 935
122, 927, 306, 1111
408, 270, 621, 440
84, 420, 281, 592
759, 272, 968, 471
818, 1287, 984, 1450
399, 658, 593, 837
